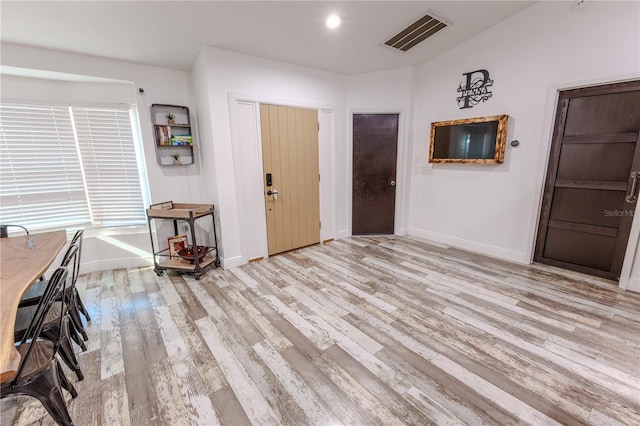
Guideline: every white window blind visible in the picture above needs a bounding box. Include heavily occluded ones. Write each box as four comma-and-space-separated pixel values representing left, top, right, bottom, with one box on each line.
0, 103, 91, 230
71, 105, 146, 227
0, 101, 147, 230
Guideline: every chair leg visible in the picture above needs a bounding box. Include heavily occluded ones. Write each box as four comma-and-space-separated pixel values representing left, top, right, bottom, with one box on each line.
44, 322, 84, 381
55, 359, 78, 399
56, 335, 84, 382
68, 305, 88, 342
74, 288, 91, 322
19, 362, 75, 426
67, 315, 87, 352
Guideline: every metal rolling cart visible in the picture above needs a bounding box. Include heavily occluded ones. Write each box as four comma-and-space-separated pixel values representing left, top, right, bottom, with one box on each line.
146, 201, 220, 280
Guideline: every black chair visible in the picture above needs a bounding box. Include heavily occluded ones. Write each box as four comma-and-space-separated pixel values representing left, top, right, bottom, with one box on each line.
67, 230, 91, 326
1, 267, 77, 426
15, 244, 85, 381
21, 230, 90, 344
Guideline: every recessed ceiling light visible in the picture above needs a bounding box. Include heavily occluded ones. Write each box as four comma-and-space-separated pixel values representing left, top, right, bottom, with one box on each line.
326, 15, 340, 29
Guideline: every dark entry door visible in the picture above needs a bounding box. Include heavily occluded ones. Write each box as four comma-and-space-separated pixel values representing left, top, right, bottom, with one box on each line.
352, 114, 399, 235
535, 81, 640, 280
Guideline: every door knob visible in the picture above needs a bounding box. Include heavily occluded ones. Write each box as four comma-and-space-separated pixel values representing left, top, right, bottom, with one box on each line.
267, 189, 279, 200
390, 180, 396, 187
626, 171, 639, 203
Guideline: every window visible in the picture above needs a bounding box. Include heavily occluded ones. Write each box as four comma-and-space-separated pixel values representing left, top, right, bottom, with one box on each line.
0, 101, 147, 231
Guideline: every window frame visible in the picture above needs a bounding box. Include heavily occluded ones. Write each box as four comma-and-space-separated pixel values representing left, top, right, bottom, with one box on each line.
0, 99, 151, 232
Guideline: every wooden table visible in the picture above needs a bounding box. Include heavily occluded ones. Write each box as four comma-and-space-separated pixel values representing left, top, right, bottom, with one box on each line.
0, 230, 67, 382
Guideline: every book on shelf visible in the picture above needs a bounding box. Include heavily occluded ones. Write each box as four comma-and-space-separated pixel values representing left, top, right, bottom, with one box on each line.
170, 136, 193, 146
155, 126, 172, 146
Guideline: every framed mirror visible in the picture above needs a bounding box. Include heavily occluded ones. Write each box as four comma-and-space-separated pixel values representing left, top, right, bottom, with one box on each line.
429, 114, 508, 164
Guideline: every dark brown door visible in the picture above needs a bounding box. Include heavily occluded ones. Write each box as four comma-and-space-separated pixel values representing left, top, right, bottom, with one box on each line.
535, 81, 640, 280
352, 114, 399, 235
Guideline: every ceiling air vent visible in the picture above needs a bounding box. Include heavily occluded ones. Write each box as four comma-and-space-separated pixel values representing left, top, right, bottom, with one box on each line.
384, 13, 448, 52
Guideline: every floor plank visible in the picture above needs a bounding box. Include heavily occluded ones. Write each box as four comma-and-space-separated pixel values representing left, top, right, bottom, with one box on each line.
3, 236, 639, 425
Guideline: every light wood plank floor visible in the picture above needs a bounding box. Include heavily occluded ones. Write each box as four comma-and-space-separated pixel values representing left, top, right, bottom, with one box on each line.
2, 236, 640, 425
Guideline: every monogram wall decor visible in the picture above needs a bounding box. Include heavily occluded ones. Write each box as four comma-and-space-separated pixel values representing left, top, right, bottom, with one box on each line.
457, 69, 493, 109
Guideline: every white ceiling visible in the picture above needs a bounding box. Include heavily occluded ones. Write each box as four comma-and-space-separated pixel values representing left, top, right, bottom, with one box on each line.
0, 1, 536, 76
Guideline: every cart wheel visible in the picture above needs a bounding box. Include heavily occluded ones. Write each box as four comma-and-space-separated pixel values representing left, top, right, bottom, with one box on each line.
194, 273, 201, 280
155, 268, 164, 277
215, 259, 221, 267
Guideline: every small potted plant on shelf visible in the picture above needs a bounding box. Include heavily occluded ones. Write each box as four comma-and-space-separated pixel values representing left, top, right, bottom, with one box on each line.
172, 153, 180, 165
166, 113, 176, 125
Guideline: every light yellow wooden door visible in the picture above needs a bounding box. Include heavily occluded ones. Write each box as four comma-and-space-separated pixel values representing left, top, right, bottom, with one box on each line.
260, 104, 320, 256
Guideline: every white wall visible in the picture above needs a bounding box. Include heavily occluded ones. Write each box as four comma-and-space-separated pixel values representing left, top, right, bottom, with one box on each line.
0, 74, 136, 104
346, 66, 418, 237
408, 0, 640, 287
193, 47, 347, 266
0, 43, 205, 273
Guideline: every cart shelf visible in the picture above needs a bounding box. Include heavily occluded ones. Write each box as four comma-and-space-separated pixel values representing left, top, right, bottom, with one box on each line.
157, 256, 217, 270
146, 201, 220, 280
147, 202, 213, 219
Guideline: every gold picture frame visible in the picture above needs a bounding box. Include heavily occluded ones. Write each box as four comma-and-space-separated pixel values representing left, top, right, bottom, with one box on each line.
429, 114, 508, 164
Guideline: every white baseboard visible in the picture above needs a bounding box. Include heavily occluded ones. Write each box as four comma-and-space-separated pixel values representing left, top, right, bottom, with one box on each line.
222, 255, 245, 269
81, 254, 246, 274
80, 256, 154, 275
407, 228, 529, 264
396, 227, 408, 237
626, 277, 640, 293
336, 229, 349, 239
335, 228, 408, 238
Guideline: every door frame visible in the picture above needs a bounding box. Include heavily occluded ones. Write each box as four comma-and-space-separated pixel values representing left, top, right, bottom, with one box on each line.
531, 77, 640, 291
347, 109, 409, 237
229, 93, 335, 262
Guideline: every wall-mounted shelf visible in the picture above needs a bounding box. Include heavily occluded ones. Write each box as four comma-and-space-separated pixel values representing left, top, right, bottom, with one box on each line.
151, 104, 194, 166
